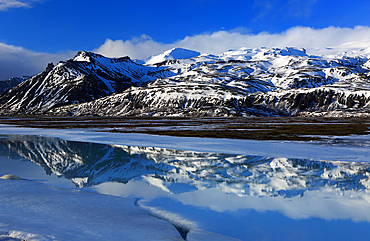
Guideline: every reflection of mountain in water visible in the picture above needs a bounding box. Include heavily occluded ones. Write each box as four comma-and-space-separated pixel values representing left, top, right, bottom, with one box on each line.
1, 135, 370, 198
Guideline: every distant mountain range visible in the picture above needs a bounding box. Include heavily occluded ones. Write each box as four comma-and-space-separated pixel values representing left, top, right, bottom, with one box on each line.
0, 77, 28, 95
1, 47, 370, 117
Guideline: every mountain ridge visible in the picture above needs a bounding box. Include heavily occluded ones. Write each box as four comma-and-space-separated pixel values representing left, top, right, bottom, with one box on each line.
1, 47, 370, 117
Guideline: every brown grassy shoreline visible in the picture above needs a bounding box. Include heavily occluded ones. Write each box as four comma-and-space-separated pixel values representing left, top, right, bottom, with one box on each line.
0, 116, 369, 142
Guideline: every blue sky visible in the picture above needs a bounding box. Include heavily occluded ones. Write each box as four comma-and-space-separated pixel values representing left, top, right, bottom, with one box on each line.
1, 0, 370, 79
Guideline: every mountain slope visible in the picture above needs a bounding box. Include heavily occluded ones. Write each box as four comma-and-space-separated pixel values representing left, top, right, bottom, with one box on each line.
0, 51, 170, 115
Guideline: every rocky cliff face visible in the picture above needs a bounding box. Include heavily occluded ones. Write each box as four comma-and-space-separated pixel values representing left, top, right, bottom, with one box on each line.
254, 85, 370, 116
2, 47, 370, 117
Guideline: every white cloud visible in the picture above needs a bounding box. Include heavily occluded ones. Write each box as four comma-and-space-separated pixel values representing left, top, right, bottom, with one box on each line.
0, 42, 73, 80
0, 0, 29, 10
94, 35, 171, 60
95, 26, 370, 59
0, 0, 41, 11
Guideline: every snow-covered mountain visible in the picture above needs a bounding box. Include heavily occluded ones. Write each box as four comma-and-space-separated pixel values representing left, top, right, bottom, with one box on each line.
2, 47, 370, 116
0, 51, 171, 115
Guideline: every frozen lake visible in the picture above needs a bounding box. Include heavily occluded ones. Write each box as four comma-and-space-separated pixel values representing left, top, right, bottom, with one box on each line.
1, 126, 370, 240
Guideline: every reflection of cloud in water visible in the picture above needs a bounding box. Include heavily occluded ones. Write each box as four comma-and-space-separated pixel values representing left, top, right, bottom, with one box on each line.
2, 134, 370, 222
94, 178, 370, 222
174, 187, 370, 221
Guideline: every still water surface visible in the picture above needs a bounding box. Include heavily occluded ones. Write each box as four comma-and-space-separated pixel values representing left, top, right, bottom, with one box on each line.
1, 135, 370, 240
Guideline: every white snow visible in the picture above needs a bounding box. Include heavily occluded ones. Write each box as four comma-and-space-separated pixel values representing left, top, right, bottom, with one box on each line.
0, 179, 183, 241
73, 51, 91, 62
306, 40, 370, 58
146, 48, 201, 65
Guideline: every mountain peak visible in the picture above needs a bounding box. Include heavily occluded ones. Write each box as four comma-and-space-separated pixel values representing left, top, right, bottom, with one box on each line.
279, 47, 307, 56
72, 51, 132, 64
73, 51, 95, 62
145, 47, 201, 65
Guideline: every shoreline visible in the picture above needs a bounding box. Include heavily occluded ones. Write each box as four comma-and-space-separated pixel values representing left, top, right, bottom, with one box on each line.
0, 116, 369, 142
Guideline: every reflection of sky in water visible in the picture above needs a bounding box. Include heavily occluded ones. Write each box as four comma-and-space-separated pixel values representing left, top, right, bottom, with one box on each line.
92, 179, 370, 240
1, 135, 370, 240
0, 156, 76, 189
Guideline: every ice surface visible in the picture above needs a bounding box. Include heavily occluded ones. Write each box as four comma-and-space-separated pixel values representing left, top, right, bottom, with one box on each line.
0, 179, 182, 241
